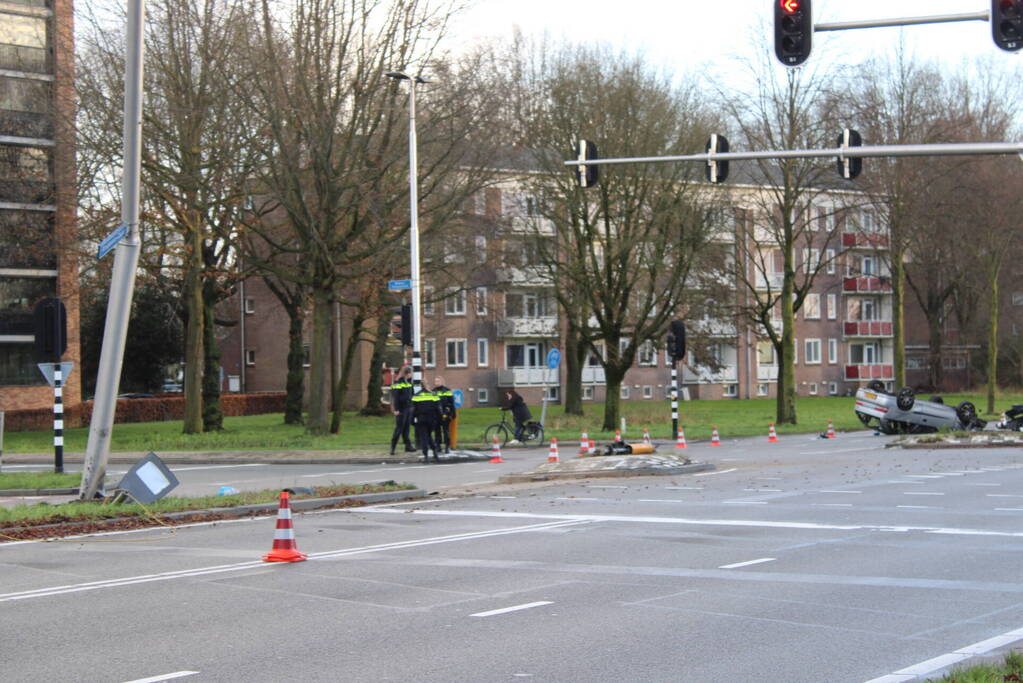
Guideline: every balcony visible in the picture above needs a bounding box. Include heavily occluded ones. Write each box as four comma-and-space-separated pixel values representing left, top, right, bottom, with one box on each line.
683, 364, 738, 384
845, 364, 894, 381
495, 266, 552, 286
844, 321, 893, 338
755, 273, 785, 290
506, 216, 555, 235
757, 365, 779, 381
843, 277, 892, 294
495, 316, 558, 338
842, 232, 889, 249
688, 317, 737, 338
582, 367, 605, 385
498, 367, 560, 386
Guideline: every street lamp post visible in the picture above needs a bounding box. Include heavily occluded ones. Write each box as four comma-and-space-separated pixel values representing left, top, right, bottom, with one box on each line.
386, 70, 427, 394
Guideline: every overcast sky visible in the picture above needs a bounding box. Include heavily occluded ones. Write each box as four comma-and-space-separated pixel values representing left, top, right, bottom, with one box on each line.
451, 0, 1018, 77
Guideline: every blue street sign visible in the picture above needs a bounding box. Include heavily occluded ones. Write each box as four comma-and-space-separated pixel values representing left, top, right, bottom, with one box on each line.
546, 348, 561, 370
452, 389, 464, 408
97, 224, 128, 259
388, 279, 412, 291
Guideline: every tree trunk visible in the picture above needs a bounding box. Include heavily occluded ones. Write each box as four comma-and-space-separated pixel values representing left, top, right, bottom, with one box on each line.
601, 364, 626, 432
891, 251, 906, 388
987, 263, 999, 415
182, 228, 204, 434
201, 287, 223, 431
330, 310, 366, 434
927, 317, 944, 391
777, 238, 797, 425
284, 304, 305, 425
563, 322, 584, 416
360, 314, 390, 416
306, 287, 332, 435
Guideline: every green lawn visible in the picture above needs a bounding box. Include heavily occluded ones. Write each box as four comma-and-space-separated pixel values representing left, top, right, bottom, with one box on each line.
0, 472, 80, 490
3, 392, 1019, 454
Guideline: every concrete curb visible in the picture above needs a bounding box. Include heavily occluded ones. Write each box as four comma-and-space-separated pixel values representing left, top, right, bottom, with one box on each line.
0, 487, 78, 496
498, 461, 714, 484
2, 451, 491, 466
0, 488, 428, 536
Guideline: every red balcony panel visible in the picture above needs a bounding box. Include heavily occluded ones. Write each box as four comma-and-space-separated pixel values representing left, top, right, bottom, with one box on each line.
842, 233, 855, 247
845, 364, 894, 381
842, 232, 890, 248
844, 322, 857, 335
843, 277, 893, 293
845, 365, 860, 379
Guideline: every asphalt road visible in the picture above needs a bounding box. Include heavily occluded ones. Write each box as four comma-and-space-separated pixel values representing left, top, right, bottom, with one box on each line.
4, 431, 1023, 682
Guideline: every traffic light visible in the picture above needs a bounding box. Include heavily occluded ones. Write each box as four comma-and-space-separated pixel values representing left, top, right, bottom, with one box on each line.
837, 128, 863, 180
576, 139, 599, 188
33, 297, 67, 362
704, 135, 729, 184
667, 320, 686, 362
392, 303, 412, 346
774, 0, 813, 67
992, 0, 1023, 51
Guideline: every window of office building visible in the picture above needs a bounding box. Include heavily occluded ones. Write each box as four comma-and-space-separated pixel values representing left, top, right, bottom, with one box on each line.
0, 341, 37, 385
0, 275, 53, 335
0, 210, 53, 268
0, 14, 48, 73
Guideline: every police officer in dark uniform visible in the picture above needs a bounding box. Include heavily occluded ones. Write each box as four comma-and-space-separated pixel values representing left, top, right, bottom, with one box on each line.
432, 376, 456, 454
411, 385, 442, 461
389, 366, 416, 455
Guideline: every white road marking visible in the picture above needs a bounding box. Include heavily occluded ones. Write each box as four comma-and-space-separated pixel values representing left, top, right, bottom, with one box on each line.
758, 477, 783, 481
470, 601, 553, 618
744, 489, 782, 492
170, 464, 262, 472
820, 490, 861, 494
299, 471, 360, 478
122, 672, 199, 683
897, 505, 938, 509
814, 503, 853, 508
799, 447, 875, 455
988, 494, 1023, 498
863, 626, 1023, 683
695, 468, 737, 477
639, 499, 684, 503
995, 508, 1023, 512
665, 486, 703, 490
904, 492, 944, 496
722, 501, 767, 505
887, 481, 922, 485
719, 557, 775, 570
587, 485, 628, 489
0, 520, 588, 601
489, 496, 517, 499
965, 483, 1001, 487
556, 497, 600, 501
906, 475, 943, 479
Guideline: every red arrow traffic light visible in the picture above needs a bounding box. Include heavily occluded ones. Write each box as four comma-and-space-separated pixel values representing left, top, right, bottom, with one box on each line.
781, 0, 800, 13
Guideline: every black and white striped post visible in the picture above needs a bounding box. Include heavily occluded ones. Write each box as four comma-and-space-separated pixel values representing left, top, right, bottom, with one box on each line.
411, 350, 423, 395
670, 362, 678, 440
667, 320, 686, 440
53, 363, 63, 473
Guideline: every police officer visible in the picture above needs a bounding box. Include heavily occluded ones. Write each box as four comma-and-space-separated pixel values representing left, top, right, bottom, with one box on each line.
411, 385, 442, 461
389, 366, 415, 455
432, 376, 456, 454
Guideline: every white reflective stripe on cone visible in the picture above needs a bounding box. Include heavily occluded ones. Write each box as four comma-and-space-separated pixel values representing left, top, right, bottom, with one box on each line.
274, 529, 296, 540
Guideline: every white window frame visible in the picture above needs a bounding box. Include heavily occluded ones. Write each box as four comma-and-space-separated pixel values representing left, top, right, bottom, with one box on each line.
828, 338, 838, 364
444, 289, 466, 316
825, 249, 836, 275
582, 386, 594, 401
809, 382, 818, 395
804, 293, 821, 320
642, 385, 653, 399
757, 383, 768, 396
545, 386, 559, 401
446, 338, 467, 367
477, 388, 489, 404
245, 349, 255, 366
476, 338, 489, 367
244, 297, 255, 314
802, 248, 820, 274
638, 340, 656, 366
423, 287, 434, 316
424, 338, 436, 368
805, 338, 822, 365
620, 386, 630, 399
475, 287, 487, 316
475, 236, 487, 261
827, 294, 837, 320
829, 381, 838, 395
793, 338, 798, 364
302, 344, 310, 368
724, 383, 738, 397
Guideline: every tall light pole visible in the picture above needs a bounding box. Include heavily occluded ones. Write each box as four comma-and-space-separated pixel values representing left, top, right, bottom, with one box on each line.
386, 70, 427, 394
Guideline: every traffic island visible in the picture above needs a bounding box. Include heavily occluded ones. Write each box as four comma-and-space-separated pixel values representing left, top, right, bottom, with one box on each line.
895, 431, 1023, 449
497, 454, 714, 483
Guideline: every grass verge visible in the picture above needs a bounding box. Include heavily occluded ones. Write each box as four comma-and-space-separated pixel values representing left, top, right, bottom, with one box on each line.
927, 650, 1023, 681
0, 472, 79, 490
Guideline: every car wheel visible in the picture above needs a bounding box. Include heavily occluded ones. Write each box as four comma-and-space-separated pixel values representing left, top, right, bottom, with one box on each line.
878, 419, 900, 435
929, 396, 944, 404
856, 411, 873, 427
956, 401, 977, 428
867, 380, 886, 393
896, 387, 915, 411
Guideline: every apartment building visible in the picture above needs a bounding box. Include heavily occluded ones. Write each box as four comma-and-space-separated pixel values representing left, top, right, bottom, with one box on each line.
0, 0, 78, 414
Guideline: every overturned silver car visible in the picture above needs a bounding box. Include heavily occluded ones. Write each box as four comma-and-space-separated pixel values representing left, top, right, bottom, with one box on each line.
854, 381, 986, 434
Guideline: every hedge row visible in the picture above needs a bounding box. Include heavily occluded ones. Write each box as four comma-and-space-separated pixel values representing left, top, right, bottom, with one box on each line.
1, 393, 287, 432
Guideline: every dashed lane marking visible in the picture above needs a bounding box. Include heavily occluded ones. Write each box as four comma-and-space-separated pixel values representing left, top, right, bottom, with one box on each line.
122, 672, 199, 683
719, 557, 775, 570
695, 468, 737, 477
470, 601, 553, 618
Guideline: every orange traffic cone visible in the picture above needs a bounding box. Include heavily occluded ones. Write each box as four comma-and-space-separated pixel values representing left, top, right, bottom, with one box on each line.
675, 428, 688, 450
262, 490, 307, 563
547, 437, 560, 463
587, 438, 596, 455
579, 431, 589, 456
490, 436, 505, 463
614, 429, 623, 443
767, 423, 779, 443
710, 426, 722, 446
642, 428, 651, 445
826, 420, 836, 439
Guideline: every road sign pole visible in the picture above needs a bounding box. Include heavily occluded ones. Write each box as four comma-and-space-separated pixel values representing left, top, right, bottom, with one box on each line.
81, 0, 145, 499
53, 363, 63, 473
671, 360, 678, 440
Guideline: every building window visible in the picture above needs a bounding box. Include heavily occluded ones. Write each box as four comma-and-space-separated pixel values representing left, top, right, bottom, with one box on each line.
444, 290, 466, 316
849, 342, 881, 365
828, 338, 837, 364
588, 343, 605, 366
424, 338, 436, 367
302, 344, 310, 367
506, 291, 549, 318
0, 275, 54, 335
475, 236, 487, 260
245, 349, 255, 366
829, 381, 838, 395
1012, 292, 1023, 306
545, 386, 559, 402
825, 249, 836, 274
804, 293, 820, 320
423, 287, 434, 316
582, 386, 594, 401
816, 207, 834, 232
244, 297, 255, 314
758, 341, 776, 366
793, 338, 798, 364
477, 388, 489, 404
724, 383, 738, 397
477, 338, 488, 367
805, 339, 821, 364
907, 356, 926, 370
802, 248, 820, 273
827, 294, 837, 320
757, 383, 768, 397
446, 338, 467, 367
620, 386, 630, 399
809, 382, 818, 395
637, 340, 656, 366
507, 342, 545, 368
861, 255, 876, 276
475, 287, 487, 315
0, 342, 39, 385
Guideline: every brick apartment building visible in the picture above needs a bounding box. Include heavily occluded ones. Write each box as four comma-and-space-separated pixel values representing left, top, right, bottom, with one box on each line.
0, 0, 78, 414
219, 172, 916, 410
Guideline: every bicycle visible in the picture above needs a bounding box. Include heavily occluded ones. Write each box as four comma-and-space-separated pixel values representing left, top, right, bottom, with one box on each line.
483, 409, 544, 447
